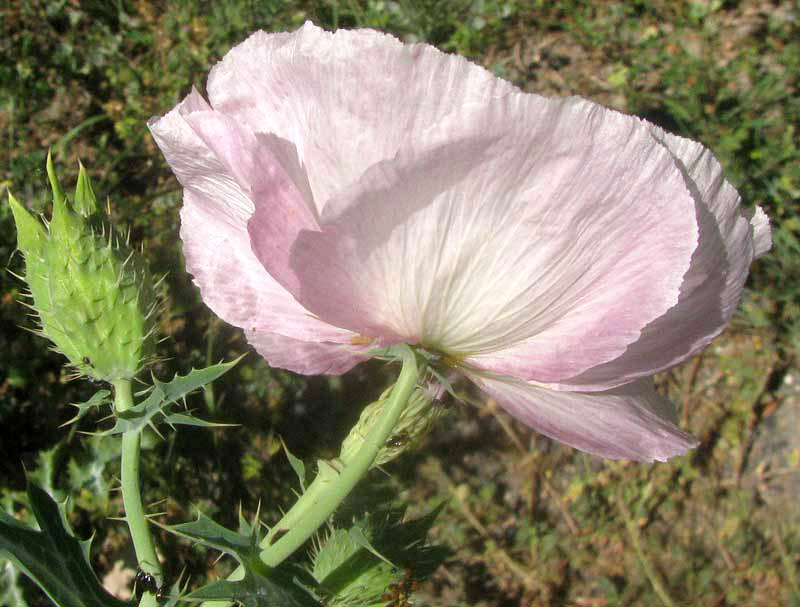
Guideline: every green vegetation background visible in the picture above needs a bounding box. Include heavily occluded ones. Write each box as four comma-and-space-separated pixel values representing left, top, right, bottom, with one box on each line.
1, 1, 798, 606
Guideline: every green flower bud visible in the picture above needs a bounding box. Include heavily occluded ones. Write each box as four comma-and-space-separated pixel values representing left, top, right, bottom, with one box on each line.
340, 380, 446, 468
9, 153, 159, 382
313, 527, 401, 607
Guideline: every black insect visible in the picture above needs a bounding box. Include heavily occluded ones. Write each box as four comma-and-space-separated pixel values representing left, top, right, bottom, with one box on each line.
135, 569, 157, 594
388, 432, 411, 448
135, 569, 167, 604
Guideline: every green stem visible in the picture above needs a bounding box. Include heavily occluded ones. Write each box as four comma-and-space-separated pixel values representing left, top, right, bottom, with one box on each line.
201, 346, 419, 607
263, 345, 417, 565
114, 379, 162, 607
262, 474, 329, 547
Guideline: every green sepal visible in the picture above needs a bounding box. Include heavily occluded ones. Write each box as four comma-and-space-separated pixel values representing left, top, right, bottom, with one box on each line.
100, 359, 241, 436
8, 192, 47, 256
73, 160, 98, 217
0, 481, 132, 607
46, 151, 77, 240
46, 150, 66, 209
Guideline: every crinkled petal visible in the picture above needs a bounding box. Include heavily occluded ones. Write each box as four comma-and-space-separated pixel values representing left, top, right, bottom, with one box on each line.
253, 95, 697, 383
178, 106, 322, 301
148, 92, 365, 372
205, 21, 517, 208
558, 132, 773, 390
245, 329, 368, 375
467, 372, 698, 462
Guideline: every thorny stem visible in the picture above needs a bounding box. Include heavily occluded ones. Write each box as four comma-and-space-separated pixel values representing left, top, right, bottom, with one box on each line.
201, 345, 419, 607
114, 379, 162, 607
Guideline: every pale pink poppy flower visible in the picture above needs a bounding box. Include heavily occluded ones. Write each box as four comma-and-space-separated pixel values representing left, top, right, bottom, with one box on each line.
149, 22, 771, 462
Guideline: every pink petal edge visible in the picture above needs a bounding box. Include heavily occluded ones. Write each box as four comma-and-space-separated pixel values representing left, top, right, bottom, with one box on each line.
204, 21, 517, 208
467, 371, 698, 462
148, 90, 369, 373
556, 130, 773, 391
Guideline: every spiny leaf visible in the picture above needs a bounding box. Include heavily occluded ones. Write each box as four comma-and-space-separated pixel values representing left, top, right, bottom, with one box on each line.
162, 412, 238, 429
163, 511, 320, 606
99, 359, 241, 436
153, 356, 244, 404
184, 567, 319, 607
161, 511, 259, 559
61, 389, 111, 427
0, 481, 131, 607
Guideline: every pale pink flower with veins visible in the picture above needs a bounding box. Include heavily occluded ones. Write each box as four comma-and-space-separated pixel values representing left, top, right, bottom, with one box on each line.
149, 22, 771, 462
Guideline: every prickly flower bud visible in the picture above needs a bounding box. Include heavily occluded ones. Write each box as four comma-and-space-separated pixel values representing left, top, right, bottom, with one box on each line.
9, 154, 158, 382
340, 379, 446, 468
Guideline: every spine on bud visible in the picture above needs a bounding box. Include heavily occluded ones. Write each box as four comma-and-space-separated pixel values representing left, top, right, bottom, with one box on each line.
9, 153, 158, 382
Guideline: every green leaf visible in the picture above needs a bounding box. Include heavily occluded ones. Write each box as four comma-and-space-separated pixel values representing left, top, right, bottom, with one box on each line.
27, 444, 63, 500
162, 412, 238, 429
73, 160, 98, 217
61, 389, 111, 427
185, 568, 320, 607
155, 578, 185, 607
313, 527, 397, 605
67, 434, 120, 513
163, 511, 259, 558
100, 359, 241, 436
0, 481, 131, 607
154, 357, 243, 404
0, 557, 27, 607
164, 511, 320, 607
